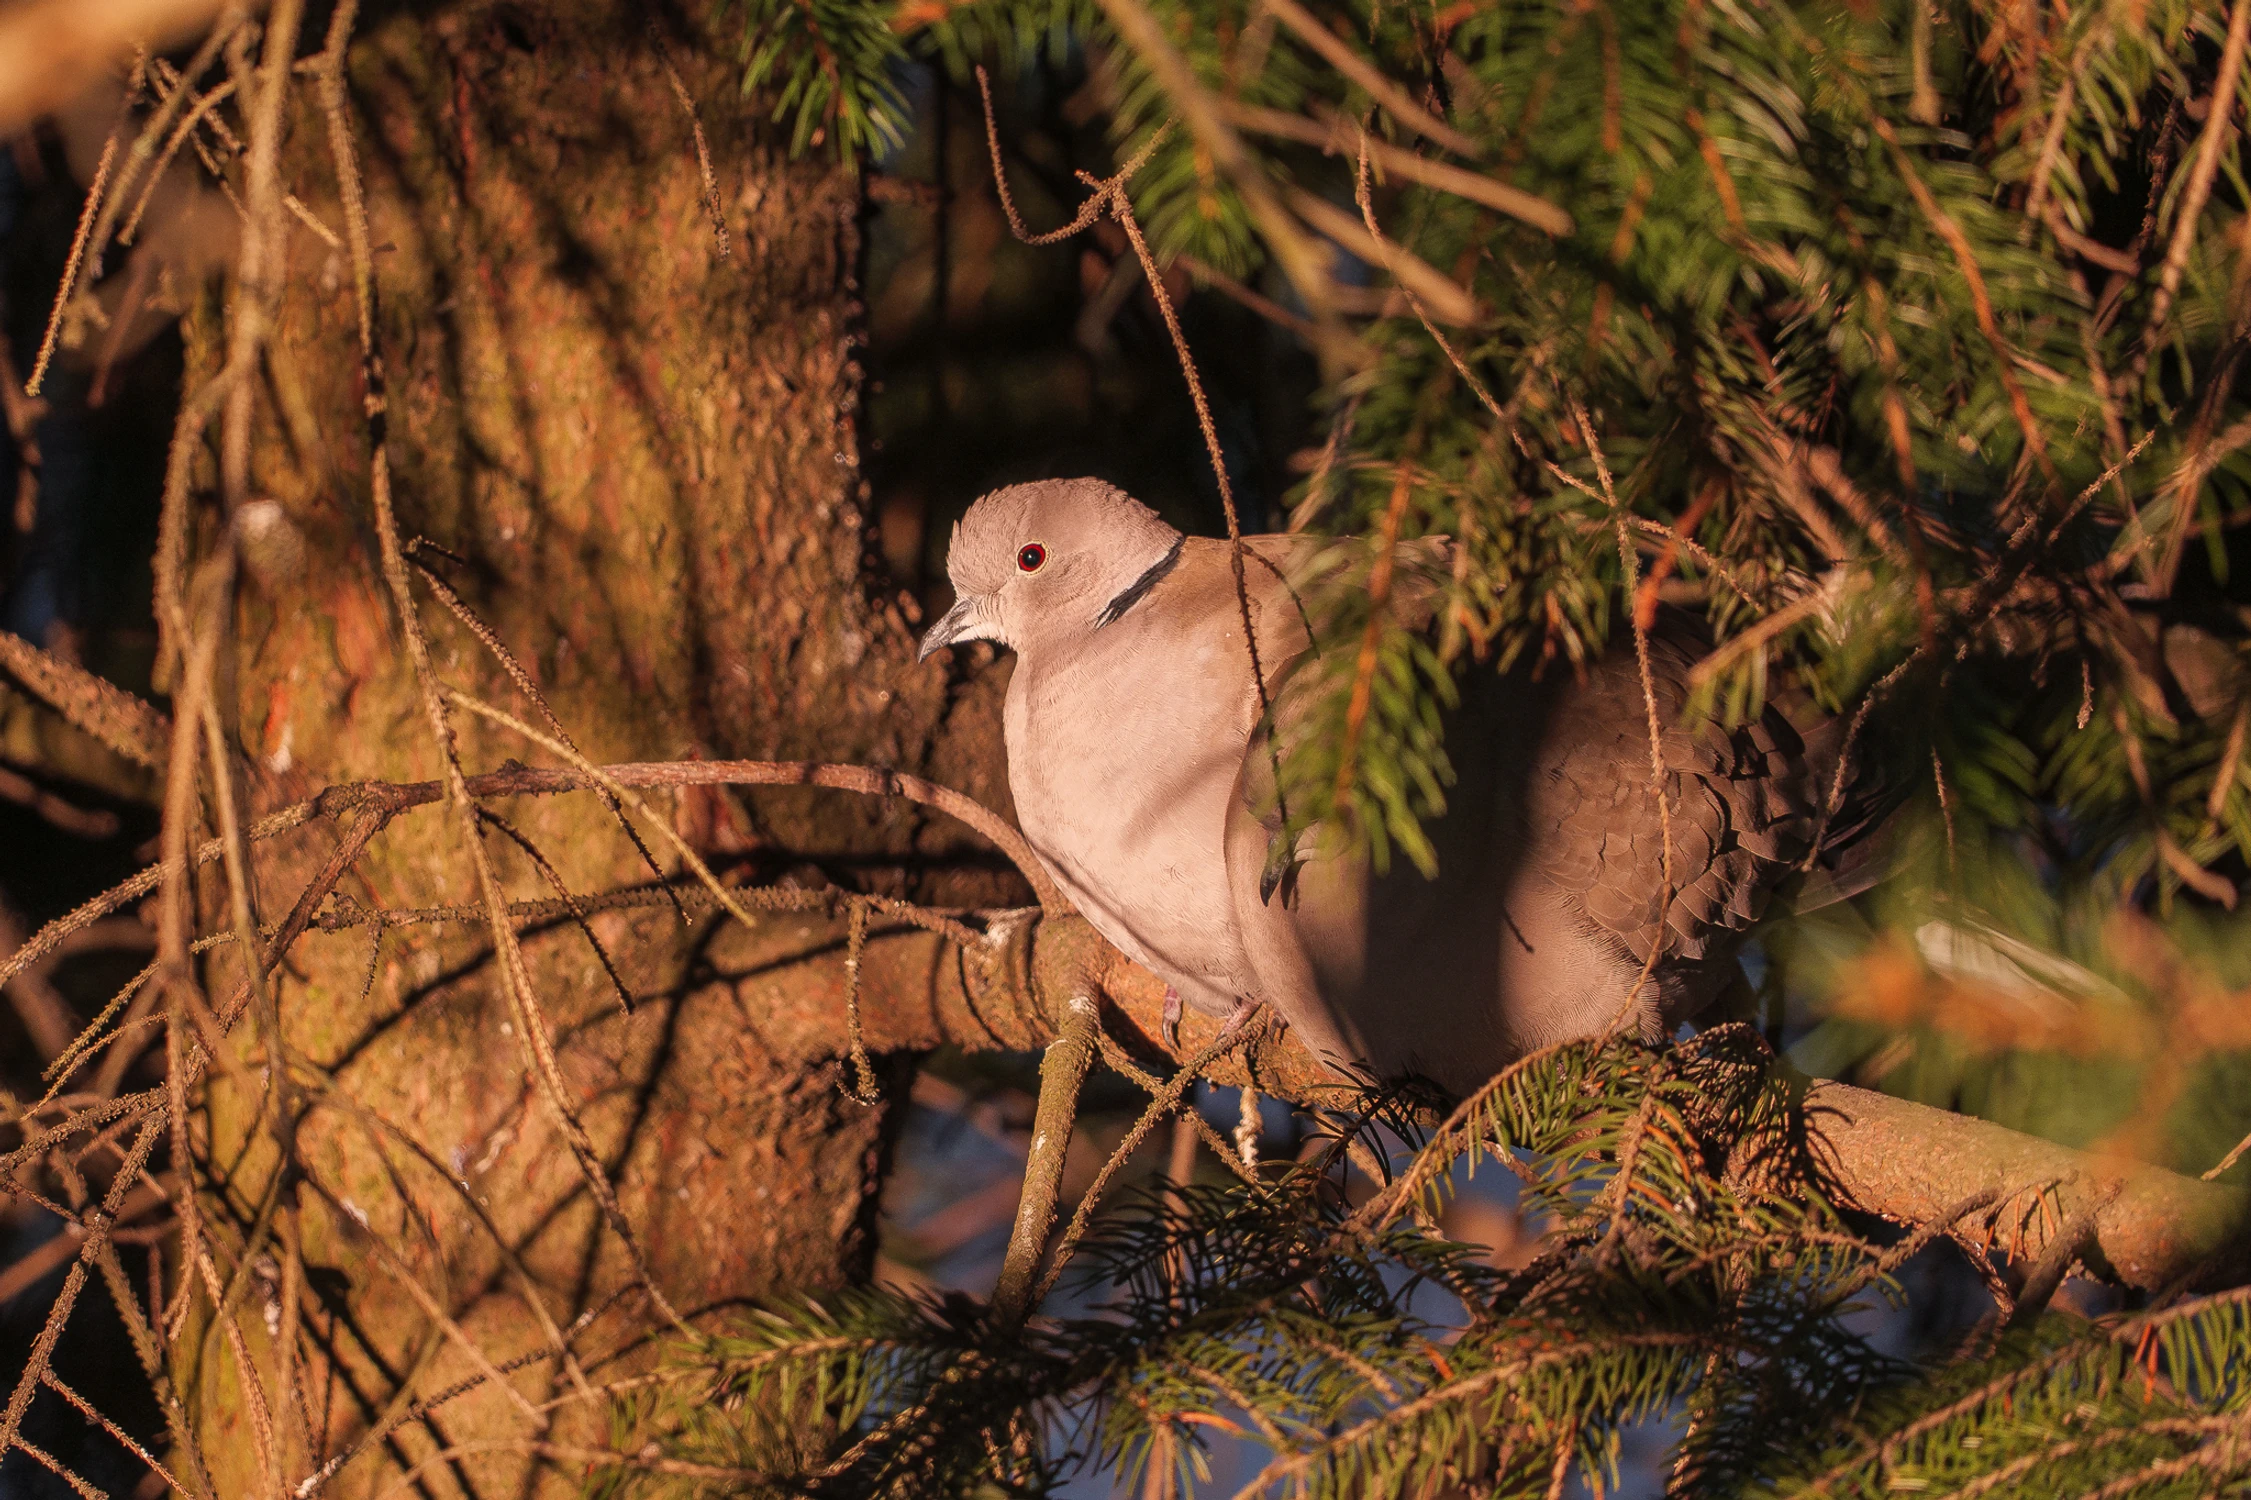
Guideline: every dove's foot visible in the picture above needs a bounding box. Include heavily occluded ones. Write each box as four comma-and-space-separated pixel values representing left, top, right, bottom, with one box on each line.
1217, 994, 1264, 1039
1162, 986, 1182, 1048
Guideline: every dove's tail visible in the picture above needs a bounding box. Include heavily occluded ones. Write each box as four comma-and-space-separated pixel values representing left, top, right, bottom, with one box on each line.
1789, 696, 1910, 912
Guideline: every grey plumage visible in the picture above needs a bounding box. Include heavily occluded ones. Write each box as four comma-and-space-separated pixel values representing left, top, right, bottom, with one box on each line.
923, 477, 1863, 1095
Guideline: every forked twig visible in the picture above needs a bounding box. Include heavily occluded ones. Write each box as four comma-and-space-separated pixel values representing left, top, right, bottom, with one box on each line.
1029, 1006, 1271, 1308
991, 995, 1104, 1326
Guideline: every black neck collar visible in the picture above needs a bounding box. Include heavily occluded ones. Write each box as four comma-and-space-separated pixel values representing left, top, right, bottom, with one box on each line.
1093, 535, 1185, 629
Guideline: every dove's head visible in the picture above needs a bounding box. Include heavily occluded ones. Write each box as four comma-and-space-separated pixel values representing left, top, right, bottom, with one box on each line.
918, 478, 1184, 661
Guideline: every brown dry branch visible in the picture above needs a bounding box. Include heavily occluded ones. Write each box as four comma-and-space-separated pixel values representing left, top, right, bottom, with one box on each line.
437, 692, 1042, 938
135, 52, 341, 252
15, 920, 160, 1086
404, 541, 688, 922
971, 68, 1285, 750
0, 1115, 165, 1474
21, 121, 118, 401
146, 549, 264, 1480
113, 23, 249, 252
0, 1176, 172, 1307
0, 894, 98, 1063
472, 806, 640, 1012
1527, 397, 1681, 1035
215, 0, 304, 517
0, 750, 1048, 1002
974, 59, 1313, 1319
1104, 173, 1294, 802
1094, 1032, 1262, 1186
2208, 1126, 2251, 1183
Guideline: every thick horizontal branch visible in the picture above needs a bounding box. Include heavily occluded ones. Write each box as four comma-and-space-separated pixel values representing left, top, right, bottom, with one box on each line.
766, 907, 2250, 1296
1798, 1078, 2249, 1294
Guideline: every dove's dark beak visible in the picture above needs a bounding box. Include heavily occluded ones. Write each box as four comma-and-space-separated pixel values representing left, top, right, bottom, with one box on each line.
917, 596, 980, 662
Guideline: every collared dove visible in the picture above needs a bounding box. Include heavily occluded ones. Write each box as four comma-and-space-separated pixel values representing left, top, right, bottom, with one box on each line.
920, 477, 1870, 1095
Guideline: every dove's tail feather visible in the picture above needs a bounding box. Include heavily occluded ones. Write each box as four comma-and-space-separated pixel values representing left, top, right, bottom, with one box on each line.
1788, 687, 1911, 910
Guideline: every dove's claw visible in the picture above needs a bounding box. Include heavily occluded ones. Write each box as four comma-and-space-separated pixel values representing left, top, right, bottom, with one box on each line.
1219, 995, 1263, 1038
1162, 986, 1182, 1048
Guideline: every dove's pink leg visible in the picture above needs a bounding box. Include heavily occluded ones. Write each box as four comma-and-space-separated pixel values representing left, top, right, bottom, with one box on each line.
1161, 985, 1182, 1048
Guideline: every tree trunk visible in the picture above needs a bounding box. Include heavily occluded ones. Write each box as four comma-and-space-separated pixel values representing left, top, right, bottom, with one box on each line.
178, 3, 1010, 1493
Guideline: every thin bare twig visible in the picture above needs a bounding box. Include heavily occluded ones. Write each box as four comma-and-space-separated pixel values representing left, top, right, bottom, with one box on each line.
1560, 397, 1677, 1038
80, 7, 246, 265
0, 629, 173, 769
0, 1116, 165, 1464
217, 0, 308, 517
476, 807, 639, 1013
1093, 1033, 1260, 1185
647, 23, 731, 263
24, 126, 121, 400
976, 64, 1293, 873
408, 525, 685, 924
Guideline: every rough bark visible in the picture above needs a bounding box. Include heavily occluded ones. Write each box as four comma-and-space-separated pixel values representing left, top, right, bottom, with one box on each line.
173, 2, 1011, 1493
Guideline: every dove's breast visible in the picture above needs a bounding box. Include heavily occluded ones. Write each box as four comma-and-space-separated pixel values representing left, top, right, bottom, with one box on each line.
1001, 583, 1286, 1016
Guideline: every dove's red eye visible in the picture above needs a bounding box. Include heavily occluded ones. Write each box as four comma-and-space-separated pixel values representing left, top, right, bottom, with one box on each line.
1017, 543, 1046, 572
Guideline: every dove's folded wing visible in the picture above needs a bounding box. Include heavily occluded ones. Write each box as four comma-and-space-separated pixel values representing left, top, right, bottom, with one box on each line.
1225, 609, 1843, 1094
